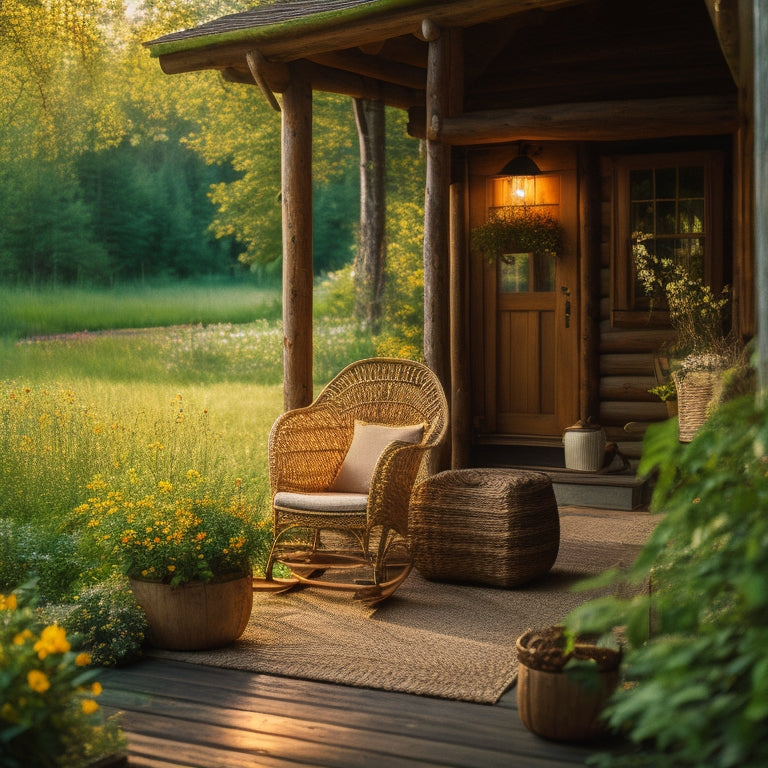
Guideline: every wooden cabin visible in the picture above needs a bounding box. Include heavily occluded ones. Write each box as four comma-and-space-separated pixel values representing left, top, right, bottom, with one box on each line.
145, 0, 756, 475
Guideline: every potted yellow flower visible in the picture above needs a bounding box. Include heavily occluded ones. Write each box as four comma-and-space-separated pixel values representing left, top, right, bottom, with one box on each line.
0, 586, 126, 768
77, 469, 270, 651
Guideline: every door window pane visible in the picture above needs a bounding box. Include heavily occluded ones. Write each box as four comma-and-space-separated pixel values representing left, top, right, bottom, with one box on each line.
499, 253, 555, 293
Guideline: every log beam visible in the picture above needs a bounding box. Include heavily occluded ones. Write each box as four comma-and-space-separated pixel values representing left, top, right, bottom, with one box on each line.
281, 70, 313, 411
579, 144, 601, 423
223, 59, 422, 110
246, 49, 282, 111
307, 50, 425, 90
425, 95, 738, 144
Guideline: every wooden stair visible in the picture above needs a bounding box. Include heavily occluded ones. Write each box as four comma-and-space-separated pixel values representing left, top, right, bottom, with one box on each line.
470, 441, 651, 511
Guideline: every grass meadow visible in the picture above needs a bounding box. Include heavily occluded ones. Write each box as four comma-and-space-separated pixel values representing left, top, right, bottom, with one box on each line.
0, 281, 376, 665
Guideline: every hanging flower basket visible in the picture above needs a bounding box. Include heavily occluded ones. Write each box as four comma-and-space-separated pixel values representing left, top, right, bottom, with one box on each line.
672, 368, 724, 442
471, 208, 563, 263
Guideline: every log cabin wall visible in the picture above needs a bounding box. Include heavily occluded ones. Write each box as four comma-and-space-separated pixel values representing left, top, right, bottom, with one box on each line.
596, 135, 735, 460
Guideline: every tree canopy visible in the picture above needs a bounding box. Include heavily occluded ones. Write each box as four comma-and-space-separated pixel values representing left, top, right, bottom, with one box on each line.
0, 0, 426, 344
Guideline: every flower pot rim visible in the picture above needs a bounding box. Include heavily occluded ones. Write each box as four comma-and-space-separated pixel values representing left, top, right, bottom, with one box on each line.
128, 568, 252, 588
516, 627, 621, 673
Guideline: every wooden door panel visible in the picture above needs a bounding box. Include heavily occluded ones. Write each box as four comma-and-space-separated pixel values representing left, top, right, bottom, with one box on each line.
476, 163, 579, 440
497, 306, 557, 433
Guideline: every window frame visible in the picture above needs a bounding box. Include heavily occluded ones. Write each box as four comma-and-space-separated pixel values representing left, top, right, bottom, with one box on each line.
611, 150, 725, 328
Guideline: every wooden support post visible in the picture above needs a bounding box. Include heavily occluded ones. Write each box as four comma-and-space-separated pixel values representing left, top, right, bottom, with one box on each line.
578, 144, 601, 422
754, 0, 768, 393
281, 71, 313, 411
450, 176, 471, 468
423, 20, 455, 469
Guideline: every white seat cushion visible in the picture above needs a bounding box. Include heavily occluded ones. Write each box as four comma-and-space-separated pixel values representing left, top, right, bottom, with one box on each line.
273, 491, 369, 513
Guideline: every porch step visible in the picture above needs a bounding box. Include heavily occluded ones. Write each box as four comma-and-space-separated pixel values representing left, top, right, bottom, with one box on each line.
539, 467, 649, 511
469, 444, 650, 510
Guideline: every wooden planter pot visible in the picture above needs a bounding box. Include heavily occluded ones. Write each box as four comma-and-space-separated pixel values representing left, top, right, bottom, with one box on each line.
129, 573, 253, 651
516, 628, 621, 742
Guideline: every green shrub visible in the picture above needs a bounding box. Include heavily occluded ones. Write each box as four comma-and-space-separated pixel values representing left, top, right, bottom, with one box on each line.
0, 520, 82, 604
0, 584, 125, 767
567, 395, 768, 767
60, 577, 148, 667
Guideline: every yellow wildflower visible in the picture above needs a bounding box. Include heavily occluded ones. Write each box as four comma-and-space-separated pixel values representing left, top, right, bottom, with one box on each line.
13, 629, 33, 645
0, 593, 18, 611
34, 624, 70, 659
91, 681, 103, 696
86, 475, 107, 491
81, 699, 99, 715
27, 669, 51, 693
75, 652, 92, 666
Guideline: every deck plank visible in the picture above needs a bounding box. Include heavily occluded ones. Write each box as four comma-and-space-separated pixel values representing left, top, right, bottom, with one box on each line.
101, 659, 604, 767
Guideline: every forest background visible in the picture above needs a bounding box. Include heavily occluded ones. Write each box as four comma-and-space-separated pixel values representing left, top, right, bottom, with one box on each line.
1, 0, 426, 355
0, 0, 429, 688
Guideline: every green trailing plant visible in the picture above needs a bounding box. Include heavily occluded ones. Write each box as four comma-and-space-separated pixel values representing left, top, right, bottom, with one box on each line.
471, 208, 563, 263
566, 390, 768, 767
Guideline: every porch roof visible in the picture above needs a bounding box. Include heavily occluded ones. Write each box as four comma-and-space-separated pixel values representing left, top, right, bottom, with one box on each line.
144, 0, 736, 119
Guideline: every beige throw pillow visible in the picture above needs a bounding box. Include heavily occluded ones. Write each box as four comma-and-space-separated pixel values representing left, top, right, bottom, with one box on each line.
329, 420, 424, 493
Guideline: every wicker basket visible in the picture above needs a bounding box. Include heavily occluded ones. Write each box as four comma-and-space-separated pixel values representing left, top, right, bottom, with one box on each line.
409, 468, 560, 587
672, 369, 723, 442
516, 627, 621, 741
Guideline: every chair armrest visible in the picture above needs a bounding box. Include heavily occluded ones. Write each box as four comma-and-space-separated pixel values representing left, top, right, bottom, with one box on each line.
268, 404, 349, 494
366, 440, 430, 536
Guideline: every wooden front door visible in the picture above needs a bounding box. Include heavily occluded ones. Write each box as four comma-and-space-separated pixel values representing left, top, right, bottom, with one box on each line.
483, 171, 579, 438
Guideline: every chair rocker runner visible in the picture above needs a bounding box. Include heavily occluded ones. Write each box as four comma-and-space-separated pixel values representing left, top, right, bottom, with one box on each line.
255, 357, 449, 604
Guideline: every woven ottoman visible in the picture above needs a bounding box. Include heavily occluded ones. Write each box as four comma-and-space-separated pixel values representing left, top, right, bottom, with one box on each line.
409, 468, 560, 587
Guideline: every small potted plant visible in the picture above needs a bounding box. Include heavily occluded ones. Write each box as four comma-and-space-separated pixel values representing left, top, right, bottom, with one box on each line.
77, 469, 270, 650
632, 233, 742, 440
0, 584, 126, 768
516, 624, 621, 742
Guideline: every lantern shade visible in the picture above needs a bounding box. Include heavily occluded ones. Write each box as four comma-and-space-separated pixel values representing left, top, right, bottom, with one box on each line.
499, 154, 542, 176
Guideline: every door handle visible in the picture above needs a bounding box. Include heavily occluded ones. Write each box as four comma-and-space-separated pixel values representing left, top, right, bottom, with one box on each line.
561, 286, 571, 328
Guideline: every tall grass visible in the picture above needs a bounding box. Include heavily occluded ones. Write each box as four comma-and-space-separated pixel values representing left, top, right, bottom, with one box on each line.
0, 320, 375, 386
0, 280, 382, 666
0, 282, 377, 603
0, 381, 282, 593
0, 280, 282, 339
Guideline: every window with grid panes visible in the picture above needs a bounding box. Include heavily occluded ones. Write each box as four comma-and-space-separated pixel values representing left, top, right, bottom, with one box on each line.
612, 151, 724, 326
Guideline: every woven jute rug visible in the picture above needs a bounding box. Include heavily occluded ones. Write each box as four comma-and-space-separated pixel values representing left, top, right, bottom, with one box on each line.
148, 508, 658, 703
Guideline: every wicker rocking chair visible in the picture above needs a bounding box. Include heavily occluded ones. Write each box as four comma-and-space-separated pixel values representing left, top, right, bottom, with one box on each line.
256, 357, 448, 604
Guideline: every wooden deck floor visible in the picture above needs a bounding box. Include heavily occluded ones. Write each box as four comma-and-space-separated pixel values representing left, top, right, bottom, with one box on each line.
100, 657, 615, 767
100, 504, 651, 767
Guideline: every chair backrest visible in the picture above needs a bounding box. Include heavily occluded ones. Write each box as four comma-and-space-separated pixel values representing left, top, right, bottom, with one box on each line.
315, 357, 448, 449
